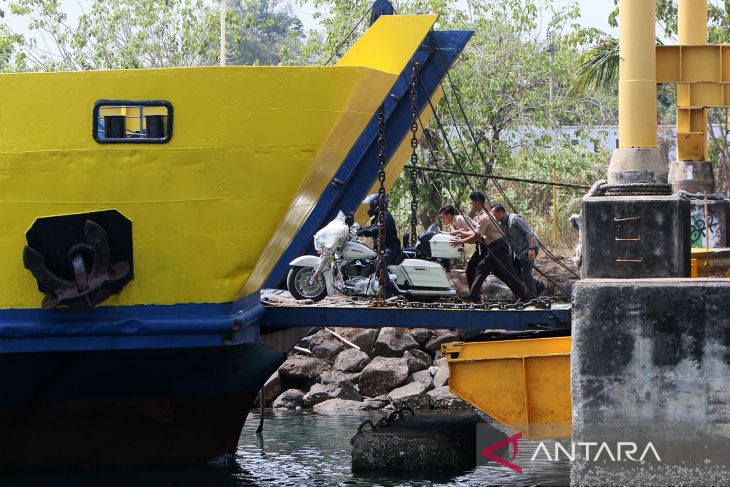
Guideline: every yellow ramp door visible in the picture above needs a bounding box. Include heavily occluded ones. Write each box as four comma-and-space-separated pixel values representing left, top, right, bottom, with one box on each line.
443, 337, 571, 439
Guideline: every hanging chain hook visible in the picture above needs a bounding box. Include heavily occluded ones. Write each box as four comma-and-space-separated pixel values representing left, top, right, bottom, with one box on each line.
376, 105, 387, 302
409, 62, 419, 247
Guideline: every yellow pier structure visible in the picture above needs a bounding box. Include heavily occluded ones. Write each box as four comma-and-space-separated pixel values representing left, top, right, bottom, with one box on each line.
443, 337, 571, 440
691, 247, 730, 277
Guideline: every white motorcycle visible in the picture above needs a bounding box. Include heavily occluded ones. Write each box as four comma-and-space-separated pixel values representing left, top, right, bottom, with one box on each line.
286, 212, 459, 302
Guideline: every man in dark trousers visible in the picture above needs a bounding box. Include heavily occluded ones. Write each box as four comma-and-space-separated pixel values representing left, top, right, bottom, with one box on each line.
448, 192, 488, 289
490, 204, 539, 298
450, 196, 526, 303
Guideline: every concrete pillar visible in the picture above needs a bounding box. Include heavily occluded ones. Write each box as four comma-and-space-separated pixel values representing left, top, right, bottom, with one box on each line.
607, 0, 667, 185
572, 280, 730, 484
586, 0, 688, 279
581, 195, 691, 278
670, 0, 716, 194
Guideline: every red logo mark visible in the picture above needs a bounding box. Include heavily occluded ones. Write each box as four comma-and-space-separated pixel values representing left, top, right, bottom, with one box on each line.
481, 432, 523, 473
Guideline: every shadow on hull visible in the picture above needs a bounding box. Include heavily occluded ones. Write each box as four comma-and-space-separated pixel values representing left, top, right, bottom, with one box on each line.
0, 342, 284, 469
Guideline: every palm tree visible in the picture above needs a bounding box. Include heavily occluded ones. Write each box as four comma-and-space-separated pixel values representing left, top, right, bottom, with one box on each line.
570, 37, 619, 94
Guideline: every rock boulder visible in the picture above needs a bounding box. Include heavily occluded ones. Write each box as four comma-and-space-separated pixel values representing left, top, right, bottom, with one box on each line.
358, 357, 409, 398
345, 372, 361, 384
482, 275, 514, 300
297, 329, 331, 350
428, 386, 471, 410
373, 327, 419, 357
333, 348, 371, 373
409, 328, 431, 346
272, 389, 305, 409
407, 369, 434, 391
303, 381, 362, 407
278, 355, 330, 391
387, 381, 429, 409
425, 331, 459, 355
319, 369, 349, 386
433, 359, 450, 388
334, 328, 378, 354
313, 398, 382, 415
311, 338, 346, 363
404, 350, 430, 374
259, 371, 282, 408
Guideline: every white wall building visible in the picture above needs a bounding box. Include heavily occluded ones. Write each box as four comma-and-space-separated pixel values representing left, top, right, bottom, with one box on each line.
503, 124, 730, 162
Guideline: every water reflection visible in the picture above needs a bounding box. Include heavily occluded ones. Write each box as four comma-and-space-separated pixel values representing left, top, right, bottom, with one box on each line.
236, 410, 568, 486
0, 410, 568, 486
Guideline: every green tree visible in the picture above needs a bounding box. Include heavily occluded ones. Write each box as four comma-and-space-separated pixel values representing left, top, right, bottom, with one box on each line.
1, 5, 24, 71
229, 0, 304, 65
310, 0, 617, 249
6, 0, 305, 71
8, 0, 229, 70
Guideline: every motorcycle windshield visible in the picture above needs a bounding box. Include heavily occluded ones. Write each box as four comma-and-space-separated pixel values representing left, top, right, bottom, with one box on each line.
314, 211, 349, 253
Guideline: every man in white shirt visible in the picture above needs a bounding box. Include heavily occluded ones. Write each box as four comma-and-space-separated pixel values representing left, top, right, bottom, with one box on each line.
440, 199, 483, 290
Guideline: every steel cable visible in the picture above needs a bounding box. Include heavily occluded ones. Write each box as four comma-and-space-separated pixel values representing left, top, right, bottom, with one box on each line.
414, 68, 572, 297
412, 78, 547, 298
442, 71, 580, 280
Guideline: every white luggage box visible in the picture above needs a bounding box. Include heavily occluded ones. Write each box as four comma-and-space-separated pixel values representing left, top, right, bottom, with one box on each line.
400, 259, 452, 288
429, 233, 461, 259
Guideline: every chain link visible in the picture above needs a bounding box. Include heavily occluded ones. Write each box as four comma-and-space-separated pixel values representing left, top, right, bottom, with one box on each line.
375, 295, 562, 311
409, 63, 419, 247
376, 105, 387, 302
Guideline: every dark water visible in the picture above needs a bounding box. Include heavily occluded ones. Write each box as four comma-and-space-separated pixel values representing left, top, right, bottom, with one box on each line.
0, 410, 568, 486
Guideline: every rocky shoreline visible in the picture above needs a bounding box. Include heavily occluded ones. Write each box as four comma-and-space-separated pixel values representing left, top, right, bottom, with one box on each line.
261, 255, 579, 415
260, 326, 474, 414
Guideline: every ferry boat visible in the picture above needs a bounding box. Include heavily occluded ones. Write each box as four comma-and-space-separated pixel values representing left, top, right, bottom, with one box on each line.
0, 15, 471, 467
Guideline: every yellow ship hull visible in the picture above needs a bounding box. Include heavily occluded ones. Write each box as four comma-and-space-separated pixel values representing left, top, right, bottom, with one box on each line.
0, 15, 437, 309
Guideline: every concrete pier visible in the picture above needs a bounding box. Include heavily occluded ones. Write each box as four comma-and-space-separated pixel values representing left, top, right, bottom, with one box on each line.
669, 160, 716, 195
572, 279, 730, 484
351, 413, 503, 473
581, 195, 691, 278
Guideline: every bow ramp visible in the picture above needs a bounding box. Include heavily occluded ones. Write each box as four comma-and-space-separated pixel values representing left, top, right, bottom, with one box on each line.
254, 17, 474, 292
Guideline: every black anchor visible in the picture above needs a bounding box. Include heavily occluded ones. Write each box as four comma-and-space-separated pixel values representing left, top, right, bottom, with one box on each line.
23, 220, 131, 310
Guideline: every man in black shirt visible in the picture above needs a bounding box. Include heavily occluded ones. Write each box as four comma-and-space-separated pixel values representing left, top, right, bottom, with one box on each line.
356, 193, 404, 266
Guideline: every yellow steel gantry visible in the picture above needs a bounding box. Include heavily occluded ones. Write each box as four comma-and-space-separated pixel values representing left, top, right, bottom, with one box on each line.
656, 0, 719, 162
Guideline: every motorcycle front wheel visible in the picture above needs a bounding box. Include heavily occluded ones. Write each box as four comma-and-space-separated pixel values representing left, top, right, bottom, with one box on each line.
287, 266, 328, 301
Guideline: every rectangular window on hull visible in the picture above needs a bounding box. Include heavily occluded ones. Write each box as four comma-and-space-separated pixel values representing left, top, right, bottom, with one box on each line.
93, 100, 173, 144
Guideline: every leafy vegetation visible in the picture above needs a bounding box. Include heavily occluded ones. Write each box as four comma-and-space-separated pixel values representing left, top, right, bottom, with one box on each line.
1, 0, 302, 70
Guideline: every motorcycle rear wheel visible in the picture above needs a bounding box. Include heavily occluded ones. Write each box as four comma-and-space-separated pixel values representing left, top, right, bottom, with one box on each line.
287, 266, 327, 301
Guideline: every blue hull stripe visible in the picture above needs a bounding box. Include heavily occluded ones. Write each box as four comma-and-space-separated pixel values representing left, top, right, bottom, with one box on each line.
0, 294, 262, 353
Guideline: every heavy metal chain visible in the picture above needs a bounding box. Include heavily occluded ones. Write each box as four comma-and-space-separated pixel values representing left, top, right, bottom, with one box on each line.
376, 105, 387, 302
375, 295, 561, 311
409, 62, 419, 247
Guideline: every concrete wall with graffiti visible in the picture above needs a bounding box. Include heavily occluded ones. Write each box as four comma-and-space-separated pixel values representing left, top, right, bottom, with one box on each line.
690, 200, 729, 248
